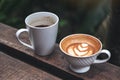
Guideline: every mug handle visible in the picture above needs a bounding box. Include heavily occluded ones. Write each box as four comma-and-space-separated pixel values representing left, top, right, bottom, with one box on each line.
94, 49, 111, 63
16, 28, 33, 49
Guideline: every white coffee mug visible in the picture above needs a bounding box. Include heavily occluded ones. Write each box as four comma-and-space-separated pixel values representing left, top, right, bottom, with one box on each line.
16, 12, 59, 56
59, 34, 111, 73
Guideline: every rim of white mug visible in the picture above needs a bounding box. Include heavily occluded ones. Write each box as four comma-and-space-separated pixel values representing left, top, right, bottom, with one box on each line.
25, 11, 59, 29
59, 33, 102, 58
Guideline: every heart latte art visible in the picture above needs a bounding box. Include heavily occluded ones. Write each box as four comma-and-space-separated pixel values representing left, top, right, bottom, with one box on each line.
66, 43, 94, 57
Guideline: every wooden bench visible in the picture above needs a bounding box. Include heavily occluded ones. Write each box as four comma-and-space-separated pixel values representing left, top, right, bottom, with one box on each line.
0, 23, 120, 80
0, 51, 61, 80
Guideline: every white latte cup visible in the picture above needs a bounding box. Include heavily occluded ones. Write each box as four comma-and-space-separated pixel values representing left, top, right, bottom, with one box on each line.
16, 12, 59, 56
59, 34, 111, 73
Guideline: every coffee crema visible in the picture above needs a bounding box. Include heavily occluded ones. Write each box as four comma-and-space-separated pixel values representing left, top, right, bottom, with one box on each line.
66, 43, 95, 57
30, 17, 55, 28
35, 25, 49, 27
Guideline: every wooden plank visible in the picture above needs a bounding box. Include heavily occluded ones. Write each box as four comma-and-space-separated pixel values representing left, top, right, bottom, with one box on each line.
0, 23, 120, 80
0, 51, 61, 80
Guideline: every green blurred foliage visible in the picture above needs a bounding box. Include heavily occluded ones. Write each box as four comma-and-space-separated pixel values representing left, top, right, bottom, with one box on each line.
0, 0, 110, 39
0, 0, 30, 28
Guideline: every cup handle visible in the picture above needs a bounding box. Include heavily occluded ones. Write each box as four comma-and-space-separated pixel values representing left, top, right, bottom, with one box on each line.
94, 49, 111, 63
16, 28, 33, 49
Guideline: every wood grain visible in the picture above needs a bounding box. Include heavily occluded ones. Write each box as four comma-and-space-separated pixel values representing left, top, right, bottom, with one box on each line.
0, 51, 61, 80
0, 23, 120, 80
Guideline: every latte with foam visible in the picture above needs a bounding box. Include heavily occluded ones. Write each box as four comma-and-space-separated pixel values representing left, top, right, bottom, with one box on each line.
66, 43, 95, 57
60, 34, 101, 57
59, 34, 111, 73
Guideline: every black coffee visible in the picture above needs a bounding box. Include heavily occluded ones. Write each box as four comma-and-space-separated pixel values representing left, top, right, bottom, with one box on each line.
35, 25, 49, 27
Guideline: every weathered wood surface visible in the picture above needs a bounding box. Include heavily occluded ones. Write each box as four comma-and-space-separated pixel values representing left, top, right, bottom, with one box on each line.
0, 23, 120, 80
0, 51, 61, 80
